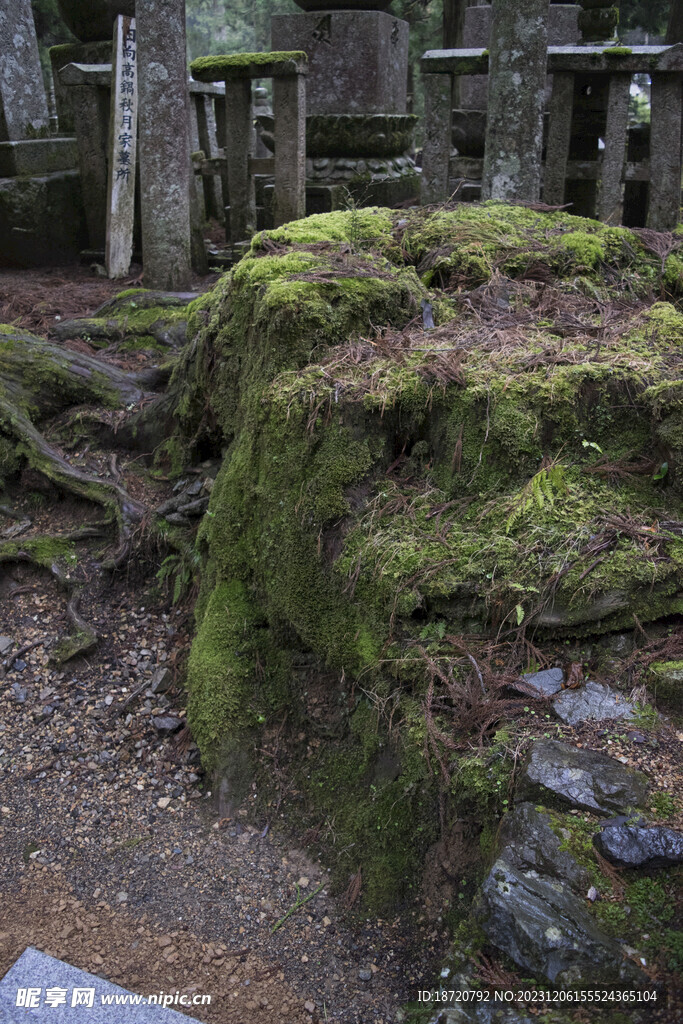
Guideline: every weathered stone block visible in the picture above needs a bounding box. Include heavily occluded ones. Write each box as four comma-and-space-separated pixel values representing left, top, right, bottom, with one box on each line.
0, 0, 50, 141
271, 10, 409, 115
475, 856, 646, 985
0, 170, 87, 267
50, 41, 112, 133
515, 739, 649, 815
0, 138, 78, 177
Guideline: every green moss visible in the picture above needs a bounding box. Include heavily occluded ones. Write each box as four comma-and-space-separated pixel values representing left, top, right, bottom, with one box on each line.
0, 535, 76, 568
663, 253, 683, 293
545, 808, 608, 891
252, 208, 395, 249
650, 790, 679, 818
556, 230, 605, 269
170, 203, 683, 909
186, 579, 265, 753
647, 660, 683, 711
603, 46, 633, 56
295, 699, 438, 909
190, 50, 307, 81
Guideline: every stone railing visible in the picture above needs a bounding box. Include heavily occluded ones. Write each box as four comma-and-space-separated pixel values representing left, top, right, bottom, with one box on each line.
190, 52, 308, 243
421, 44, 683, 230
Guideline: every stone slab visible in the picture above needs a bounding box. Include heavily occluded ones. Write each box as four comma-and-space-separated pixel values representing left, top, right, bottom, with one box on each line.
519, 667, 564, 697
0, 139, 78, 177
421, 44, 683, 77
515, 738, 649, 815
0, 0, 49, 141
0, 947, 203, 1022
552, 680, 635, 726
272, 10, 408, 115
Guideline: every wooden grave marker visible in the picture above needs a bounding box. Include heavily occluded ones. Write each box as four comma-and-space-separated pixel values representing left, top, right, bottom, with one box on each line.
105, 15, 138, 278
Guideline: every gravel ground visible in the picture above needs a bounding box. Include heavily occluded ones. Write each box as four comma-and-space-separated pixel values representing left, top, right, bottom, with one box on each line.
0, 535, 446, 1024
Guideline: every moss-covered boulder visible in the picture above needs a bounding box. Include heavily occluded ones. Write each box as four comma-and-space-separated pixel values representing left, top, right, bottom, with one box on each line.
172, 201, 683, 906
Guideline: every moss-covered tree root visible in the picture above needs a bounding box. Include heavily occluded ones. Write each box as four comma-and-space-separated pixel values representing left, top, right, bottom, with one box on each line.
0, 326, 164, 567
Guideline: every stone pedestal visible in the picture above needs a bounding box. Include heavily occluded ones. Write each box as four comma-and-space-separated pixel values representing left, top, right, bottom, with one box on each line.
0, 137, 78, 176
271, 9, 417, 209
0, 0, 50, 140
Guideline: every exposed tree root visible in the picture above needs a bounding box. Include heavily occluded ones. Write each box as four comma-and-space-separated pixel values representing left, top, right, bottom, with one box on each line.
0, 327, 161, 567
0, 541, 98, 665
0, 395, 145, 563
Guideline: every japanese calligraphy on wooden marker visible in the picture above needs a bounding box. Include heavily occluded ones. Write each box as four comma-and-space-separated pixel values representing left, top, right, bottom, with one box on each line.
106, 15, 138, 278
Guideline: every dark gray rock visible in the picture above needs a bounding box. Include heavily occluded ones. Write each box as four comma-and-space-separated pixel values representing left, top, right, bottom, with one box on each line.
150, 667, 172, 694
11, 683, 27, 703
475, 856, 645, 986
515, 739, 649, 815
151, 715, 182, 734
497, 803, 591, 892
0, 637, 13, 656
518, 667, 564, 696
552, 680, 635, 726
594, 825, 683, 868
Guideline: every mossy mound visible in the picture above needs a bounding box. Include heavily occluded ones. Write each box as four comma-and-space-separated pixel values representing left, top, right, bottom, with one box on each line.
174, 201, 683, 907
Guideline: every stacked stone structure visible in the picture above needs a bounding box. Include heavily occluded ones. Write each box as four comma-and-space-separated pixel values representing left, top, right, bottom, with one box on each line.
270, 0, 418, 210
0, 0, 83, 265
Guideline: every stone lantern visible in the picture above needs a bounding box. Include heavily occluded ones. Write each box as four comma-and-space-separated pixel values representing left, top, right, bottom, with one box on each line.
269, 0, 418, 211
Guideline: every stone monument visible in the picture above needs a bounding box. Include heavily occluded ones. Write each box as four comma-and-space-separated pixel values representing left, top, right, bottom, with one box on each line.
270, 0, 418, 210
51, 1, 136, 135
0, 0, 83, 265
460, 2, 580, 111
